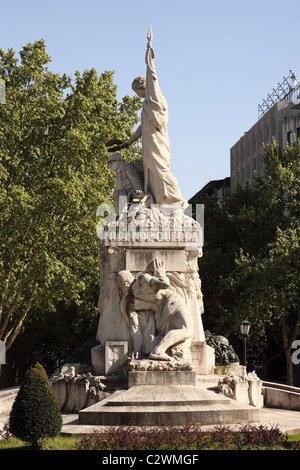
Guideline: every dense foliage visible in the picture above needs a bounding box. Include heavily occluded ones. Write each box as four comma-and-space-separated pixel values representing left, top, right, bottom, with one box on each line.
197, 139, 300, 384
9, 363, 62, 449
0, 39, 141, 363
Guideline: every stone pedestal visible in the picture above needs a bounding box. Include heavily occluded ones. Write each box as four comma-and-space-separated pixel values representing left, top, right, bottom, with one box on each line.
128, 370, 196, 387
105, 341, 128, 375
92, 341, 129, 376
78, 382, 260, 426
92, 227, 213, 377
191, 341, 215, 374
95, 239, 206, 345
233, 381, 249, 404
248, 380, 264, 408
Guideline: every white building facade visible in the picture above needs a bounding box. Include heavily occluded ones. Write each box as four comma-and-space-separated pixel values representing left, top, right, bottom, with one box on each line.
230, 73, 300, 191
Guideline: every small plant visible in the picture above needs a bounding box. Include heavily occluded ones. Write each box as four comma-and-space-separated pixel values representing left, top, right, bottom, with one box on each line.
0, 421, 12, 441
9, 363, 62, 449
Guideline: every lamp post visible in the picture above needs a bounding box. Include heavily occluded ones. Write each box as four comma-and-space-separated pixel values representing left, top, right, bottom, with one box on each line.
240, 319, 250, 368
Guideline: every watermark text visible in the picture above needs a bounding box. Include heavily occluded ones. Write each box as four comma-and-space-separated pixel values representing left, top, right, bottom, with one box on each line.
0, 340, 6, 365
292, 340, 300, 365
96, 198, 204, 249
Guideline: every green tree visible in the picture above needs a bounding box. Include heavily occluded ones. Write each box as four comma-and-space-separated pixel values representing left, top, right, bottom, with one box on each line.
229, 227, 299, 384
197, 184, 271, 335
9, 363, 62, 449
198, 139, 299, 384
0, 40, 141, 359
223, 140, 300, 384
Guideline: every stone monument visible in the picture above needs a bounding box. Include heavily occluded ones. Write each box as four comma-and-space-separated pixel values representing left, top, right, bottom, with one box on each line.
77, 28, 260, 426
91, 26, 213, 380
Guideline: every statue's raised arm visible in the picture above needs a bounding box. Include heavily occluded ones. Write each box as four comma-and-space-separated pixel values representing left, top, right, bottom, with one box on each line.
140, 27, 187, 208
106, 27, 187, 210
143, 26, 168, 133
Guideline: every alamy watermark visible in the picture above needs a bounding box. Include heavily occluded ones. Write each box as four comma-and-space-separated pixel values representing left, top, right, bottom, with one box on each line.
0, 340, 6, 365
96, 197, 204, 249
292, 340, 300, 365
0, 80, 5, 104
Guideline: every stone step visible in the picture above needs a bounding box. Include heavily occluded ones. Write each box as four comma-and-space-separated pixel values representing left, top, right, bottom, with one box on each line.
79, 384, 259, 426
106, 384, 230, 407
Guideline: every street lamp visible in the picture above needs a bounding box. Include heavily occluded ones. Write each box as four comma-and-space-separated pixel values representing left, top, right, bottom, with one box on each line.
240, 319, 250, 367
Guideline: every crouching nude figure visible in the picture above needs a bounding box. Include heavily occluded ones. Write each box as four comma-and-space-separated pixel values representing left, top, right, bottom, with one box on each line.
117, 258, 193, 361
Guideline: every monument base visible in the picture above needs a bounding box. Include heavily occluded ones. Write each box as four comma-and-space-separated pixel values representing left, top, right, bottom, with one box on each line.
78, 383, 259, 426
91, 340, 215, 376
91, 341, 128, 376
128, 369, 196, 387
79, 364, 259, 427
76, 335, 262, 426
191, 341, 215, 374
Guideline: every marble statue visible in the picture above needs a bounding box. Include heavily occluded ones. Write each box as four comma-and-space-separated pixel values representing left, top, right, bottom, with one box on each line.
115, 270, 156, 357
115, 258, 193, 361
106, 26, 188, 211
107, 154, 145, 215
92, 28, 209, 376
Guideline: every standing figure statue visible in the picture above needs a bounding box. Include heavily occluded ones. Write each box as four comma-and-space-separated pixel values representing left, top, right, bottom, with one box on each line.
106, 27, 188, 211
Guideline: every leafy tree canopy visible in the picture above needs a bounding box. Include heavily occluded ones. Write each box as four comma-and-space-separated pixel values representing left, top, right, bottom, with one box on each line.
0, 39, 141, 352
197, 139, 300, 383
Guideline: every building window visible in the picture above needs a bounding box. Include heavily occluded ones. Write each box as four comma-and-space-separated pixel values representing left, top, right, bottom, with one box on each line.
297, 127, 300, 140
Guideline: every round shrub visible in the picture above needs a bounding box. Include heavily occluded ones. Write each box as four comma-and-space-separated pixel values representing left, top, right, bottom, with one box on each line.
9, 363, 62, 449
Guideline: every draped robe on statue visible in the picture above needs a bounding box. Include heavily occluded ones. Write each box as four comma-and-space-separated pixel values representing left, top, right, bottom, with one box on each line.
142, 40, 188, 209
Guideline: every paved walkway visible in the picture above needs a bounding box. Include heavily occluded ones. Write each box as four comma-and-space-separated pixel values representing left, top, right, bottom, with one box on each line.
1, 408, 299, 436
61, 407, 300, 435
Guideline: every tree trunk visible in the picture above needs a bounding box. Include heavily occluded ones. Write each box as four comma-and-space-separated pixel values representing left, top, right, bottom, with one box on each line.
30, 439, 42, 450
285, 349, 294, 385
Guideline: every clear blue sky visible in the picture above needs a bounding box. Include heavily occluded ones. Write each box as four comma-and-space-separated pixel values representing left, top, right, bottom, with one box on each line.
1, 0, 299, 200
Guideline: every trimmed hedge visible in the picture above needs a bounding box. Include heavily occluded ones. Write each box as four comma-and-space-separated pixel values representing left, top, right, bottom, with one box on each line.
9, 363, 62, 449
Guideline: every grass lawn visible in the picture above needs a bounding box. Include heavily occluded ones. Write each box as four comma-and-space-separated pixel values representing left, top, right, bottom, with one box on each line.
0, 430, 299, 451
0, 434, 77, 450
